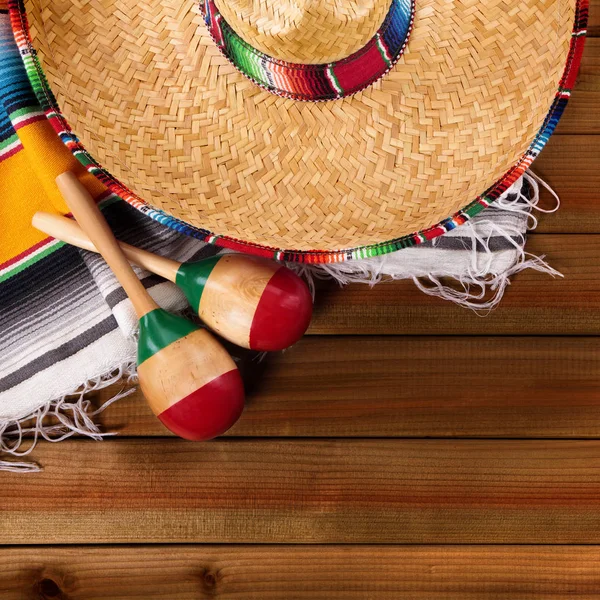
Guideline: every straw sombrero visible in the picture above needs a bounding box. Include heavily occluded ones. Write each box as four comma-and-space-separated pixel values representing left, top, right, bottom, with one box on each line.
10, 0, 588, 261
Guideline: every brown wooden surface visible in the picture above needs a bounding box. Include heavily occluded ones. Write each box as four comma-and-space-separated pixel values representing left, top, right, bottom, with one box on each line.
3, 546, 600, 600
590, 0, 600, 36
534, 136, 600, 233
2, 6, 599, 599
5, 439, 600, 544
94, 336, 600, 438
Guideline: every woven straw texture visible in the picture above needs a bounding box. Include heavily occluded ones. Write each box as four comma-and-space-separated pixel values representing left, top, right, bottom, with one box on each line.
25, 0, 575, 252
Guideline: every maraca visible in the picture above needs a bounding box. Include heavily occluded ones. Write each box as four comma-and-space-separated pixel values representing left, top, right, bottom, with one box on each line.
51, 172, 245, 440
32, 212, 312, 351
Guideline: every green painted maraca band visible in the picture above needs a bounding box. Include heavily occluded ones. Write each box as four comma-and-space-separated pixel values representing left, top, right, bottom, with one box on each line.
175, 254, 223, 312
137, 308, 200, 365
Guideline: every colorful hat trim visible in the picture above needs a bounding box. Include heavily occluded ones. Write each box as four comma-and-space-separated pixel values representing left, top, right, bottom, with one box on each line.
202, 0, 415, 102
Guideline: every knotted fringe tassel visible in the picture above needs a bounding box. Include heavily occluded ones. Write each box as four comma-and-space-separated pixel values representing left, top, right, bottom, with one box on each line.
0, 362, 137, 472
293, 171, 562, 313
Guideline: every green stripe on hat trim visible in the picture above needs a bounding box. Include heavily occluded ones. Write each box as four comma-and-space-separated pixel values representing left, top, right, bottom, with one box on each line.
137, 308, 199, 365
75, 152, 97, 167
464, 202, 485, 218
175, 255, 222, 314
376, 35, 392, 67
326, 66, 343, 95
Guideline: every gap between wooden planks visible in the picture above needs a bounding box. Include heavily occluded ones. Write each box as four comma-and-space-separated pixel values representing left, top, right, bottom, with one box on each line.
3, 546, 600, 600
4, 439, 600, 544
93, 335, 600, 438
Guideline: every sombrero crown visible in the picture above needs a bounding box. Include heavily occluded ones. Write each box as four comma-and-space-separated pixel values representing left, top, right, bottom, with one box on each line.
13, 0, 588, 260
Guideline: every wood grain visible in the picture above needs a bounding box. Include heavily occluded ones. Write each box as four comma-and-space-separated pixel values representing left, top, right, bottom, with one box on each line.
534, 136, 600, 233
308, 234, 600, 335
4, 439, 600, 544
198, 254, 278, 350
92, 336, 600, 438
556, 39, 600, 134
3, 546, 600, 599
589, 0, 599, 37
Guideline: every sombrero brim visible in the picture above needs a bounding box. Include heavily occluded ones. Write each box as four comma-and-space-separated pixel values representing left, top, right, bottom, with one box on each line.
10, 0, 588, 262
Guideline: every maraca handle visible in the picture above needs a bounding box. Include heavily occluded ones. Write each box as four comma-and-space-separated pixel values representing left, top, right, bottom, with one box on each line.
55, 172, 158, 318
32, 211, 181, 283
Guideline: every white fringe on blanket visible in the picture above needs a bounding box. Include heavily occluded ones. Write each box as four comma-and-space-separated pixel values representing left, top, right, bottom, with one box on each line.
0, 363, 137, 473
0, 171, 561, 472
293, 172, 561, 312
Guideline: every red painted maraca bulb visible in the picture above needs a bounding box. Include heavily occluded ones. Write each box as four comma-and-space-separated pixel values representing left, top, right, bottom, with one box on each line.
157, 368, 244, 441
137, 309, 245, 440
249, 264, 313, 351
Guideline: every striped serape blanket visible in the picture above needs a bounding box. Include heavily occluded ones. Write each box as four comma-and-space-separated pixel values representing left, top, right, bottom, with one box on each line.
0, 4, 559, 471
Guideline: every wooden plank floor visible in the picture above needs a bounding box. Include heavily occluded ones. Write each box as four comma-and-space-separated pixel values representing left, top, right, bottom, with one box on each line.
2, 4, 600, 598
4, 547, 600, 599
